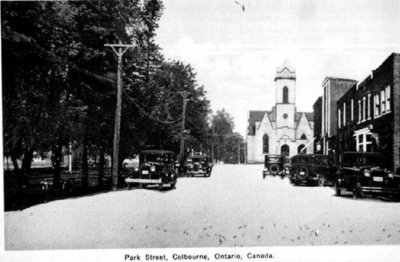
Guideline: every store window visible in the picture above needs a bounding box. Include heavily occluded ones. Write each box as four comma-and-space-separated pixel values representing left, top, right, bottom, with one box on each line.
354, 129, 374, 152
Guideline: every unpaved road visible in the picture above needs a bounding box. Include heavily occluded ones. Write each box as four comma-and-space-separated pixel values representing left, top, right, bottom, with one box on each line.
5, 164, 400, 250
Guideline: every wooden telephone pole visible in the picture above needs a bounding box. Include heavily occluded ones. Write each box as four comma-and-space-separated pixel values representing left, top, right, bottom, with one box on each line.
105, 41, 135, 191
178, 91, 190, 162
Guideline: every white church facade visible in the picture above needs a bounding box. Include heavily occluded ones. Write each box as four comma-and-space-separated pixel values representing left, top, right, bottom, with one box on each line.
246, 61, 314, 163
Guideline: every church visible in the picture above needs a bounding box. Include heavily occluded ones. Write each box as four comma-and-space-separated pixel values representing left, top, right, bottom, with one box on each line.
246, 61, 314, 163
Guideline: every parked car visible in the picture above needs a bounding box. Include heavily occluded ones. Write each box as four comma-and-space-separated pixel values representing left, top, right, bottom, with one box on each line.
333, 152, 400, 200
289, 154, 337, 186
185, 155, 213, 177
125, 150, 177, 190
281, 156, 291, 177
262, 155, 285, 178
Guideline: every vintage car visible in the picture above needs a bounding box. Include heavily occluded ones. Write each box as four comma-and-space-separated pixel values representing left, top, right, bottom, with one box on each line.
262, 155, 285, 178
289, 154, 337, 186
185, 155, 213, 177
125, 150, 177, 190
333, 152, 400, 200
281, 157, 291, 177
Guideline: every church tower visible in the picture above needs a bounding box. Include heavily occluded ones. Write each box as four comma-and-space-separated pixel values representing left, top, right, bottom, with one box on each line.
274, 60, 296, 130
246, 60, 313, 162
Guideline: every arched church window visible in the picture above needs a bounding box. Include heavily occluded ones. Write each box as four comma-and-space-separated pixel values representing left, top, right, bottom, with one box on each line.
298, 144, 306, 154
281, 144, 290, 156
300, 134, 307, 140
263, 134, 269, 153
283, 86, 289, 103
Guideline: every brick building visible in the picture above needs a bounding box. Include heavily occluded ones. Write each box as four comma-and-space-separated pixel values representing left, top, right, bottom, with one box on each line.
313, 96, 322, 154
321, 77, 357, 156
336, 53, 400, 171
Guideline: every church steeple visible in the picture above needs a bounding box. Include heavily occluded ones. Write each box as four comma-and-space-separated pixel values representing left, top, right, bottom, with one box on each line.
274, 60, 296, 104
275, 59, 296, 81
275, 60, 296, 129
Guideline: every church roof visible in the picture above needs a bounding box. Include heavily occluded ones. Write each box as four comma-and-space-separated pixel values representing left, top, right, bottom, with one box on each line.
267, 107, 276, 122
247, 110, 313, 135
296, 112, 314, 122
248, 110, 266, 124
248, 110, 267, 135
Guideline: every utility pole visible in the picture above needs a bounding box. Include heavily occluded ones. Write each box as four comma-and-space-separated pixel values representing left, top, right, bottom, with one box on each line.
238, 136, 241, 164
211, 123, 215, 165
105, 41, 135, 191
179, 91, 190, 162
244, 141, 247, 164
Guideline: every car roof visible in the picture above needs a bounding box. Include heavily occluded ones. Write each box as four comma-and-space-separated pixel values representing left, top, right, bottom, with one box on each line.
190, 155, 210, 159
140, 150, 175, 155
294, 154, 329, 157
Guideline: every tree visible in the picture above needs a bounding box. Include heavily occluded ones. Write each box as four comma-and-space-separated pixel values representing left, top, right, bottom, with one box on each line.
2, 0, 214, 194
209, 109, 244, 163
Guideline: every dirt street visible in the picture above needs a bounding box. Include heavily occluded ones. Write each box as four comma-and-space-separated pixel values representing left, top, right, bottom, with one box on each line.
5, 164, 400, 250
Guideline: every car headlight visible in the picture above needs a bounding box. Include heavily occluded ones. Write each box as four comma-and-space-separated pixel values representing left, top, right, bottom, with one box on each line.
150, 165, 156, 172
265, 168, 268, 171
199, 164, 202, 168
134, 167, 139, 172
388, 172, 394, 178
364, 169, 371, 177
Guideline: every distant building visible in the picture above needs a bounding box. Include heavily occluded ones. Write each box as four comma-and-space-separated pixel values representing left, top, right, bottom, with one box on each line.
337, 53, 400, 171
321, 77, 357, 157
313, 96, 322, 154
247, 60, 314, 163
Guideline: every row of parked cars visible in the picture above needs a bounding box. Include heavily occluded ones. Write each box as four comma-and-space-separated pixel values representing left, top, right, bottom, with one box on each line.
263, 152, 400, 200
124, 150, 213, 190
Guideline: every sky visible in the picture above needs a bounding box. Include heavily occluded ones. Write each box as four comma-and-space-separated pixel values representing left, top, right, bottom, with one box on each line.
155, 0, 400, 136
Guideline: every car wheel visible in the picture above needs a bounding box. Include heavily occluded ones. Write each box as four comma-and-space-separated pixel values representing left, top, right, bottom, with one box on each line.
296, 166, 309, 180
158, 184, 163, 190
270, 164, 280, 176
127, 183, 132, 190
170, 183, 176, 189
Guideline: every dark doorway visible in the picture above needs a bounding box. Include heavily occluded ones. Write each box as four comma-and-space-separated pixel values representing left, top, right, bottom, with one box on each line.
281, 144, 290, 156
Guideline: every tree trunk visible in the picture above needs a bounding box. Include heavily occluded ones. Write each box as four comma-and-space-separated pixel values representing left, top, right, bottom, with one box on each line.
81, 140, 89, 190
11, 154, 20, 172
21, 148, 34, 174
52, 144, 63, 191
98, 146, 105, 189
